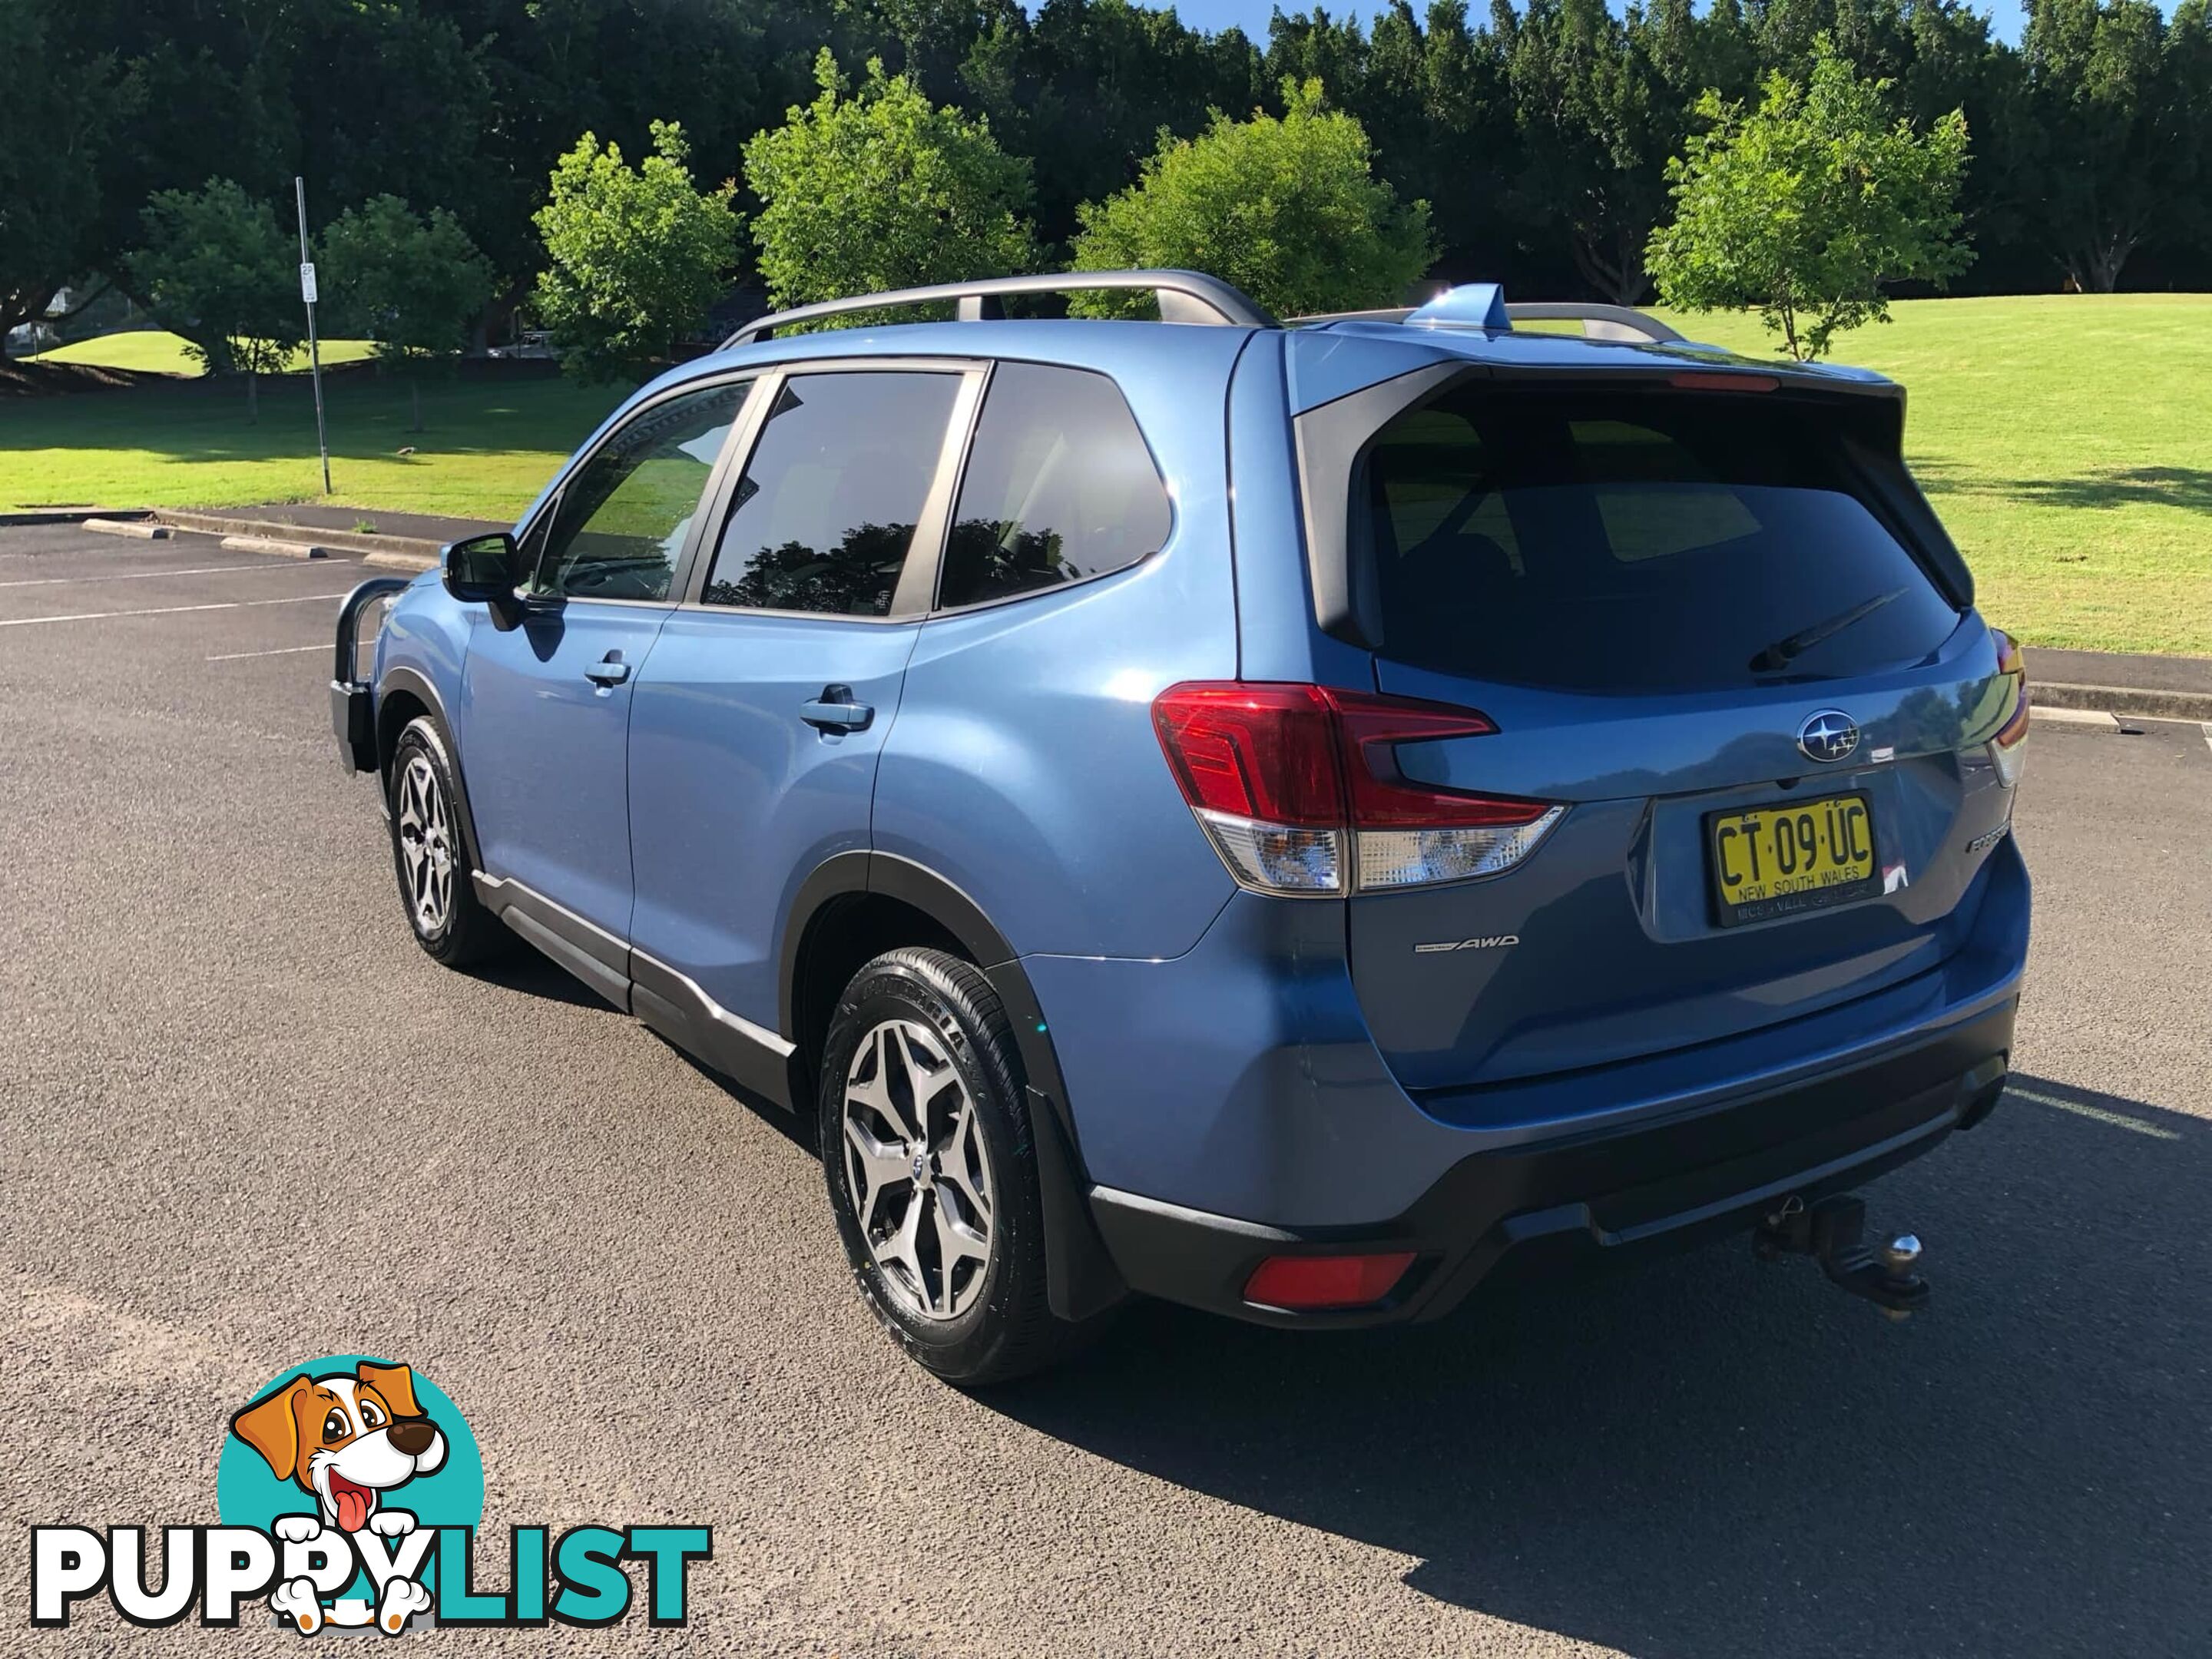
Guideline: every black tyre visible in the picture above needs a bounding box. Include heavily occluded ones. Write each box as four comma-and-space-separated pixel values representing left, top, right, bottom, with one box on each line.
386, 717, 507, 969
820, 948, 1094, 1385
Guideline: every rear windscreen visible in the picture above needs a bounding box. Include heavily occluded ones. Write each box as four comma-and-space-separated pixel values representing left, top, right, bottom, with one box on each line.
1356, 385, 1962, 693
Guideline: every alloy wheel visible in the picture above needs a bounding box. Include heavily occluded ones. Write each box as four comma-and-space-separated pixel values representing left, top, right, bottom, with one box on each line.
840, 1018, 996, 1321
395, 753, 455, 936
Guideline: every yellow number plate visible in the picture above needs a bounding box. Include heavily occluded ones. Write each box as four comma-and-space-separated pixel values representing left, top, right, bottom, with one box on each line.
1707, 794, 1878, 926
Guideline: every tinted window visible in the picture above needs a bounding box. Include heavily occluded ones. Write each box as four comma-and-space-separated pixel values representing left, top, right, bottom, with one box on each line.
1359, 386, 1961, 692
702, 371, 961, 616
939, 363, 1170, 608
535, 380, 748, 601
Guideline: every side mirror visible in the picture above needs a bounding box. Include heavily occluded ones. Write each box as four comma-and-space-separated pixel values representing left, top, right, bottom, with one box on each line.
440, 532, 525, 631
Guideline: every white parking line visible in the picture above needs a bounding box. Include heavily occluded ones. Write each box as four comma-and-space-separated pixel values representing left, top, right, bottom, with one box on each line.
2202, 722, 2211, 760
0, 592, 351, 628
206, 643, 329, 662
0, 560, 356, 589
2006, 1084, 2180, 1141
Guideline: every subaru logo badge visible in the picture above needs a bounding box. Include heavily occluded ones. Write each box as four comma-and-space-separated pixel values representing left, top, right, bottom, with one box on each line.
1797, 710, 1860, 763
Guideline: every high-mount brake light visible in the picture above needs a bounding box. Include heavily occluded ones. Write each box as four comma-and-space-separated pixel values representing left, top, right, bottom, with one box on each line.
1667, 372, 1780, 393
1151, 683, 1565, 896
1988, 628, 2030, 787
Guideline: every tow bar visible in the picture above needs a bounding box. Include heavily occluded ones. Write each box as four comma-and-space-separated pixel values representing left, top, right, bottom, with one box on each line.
1753, 1194, 1929, 1319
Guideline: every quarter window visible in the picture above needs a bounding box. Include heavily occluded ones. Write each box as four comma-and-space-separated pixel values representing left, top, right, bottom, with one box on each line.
533, 379, 750, 601
939, 363, 1170, 609
702, 371, 962, 617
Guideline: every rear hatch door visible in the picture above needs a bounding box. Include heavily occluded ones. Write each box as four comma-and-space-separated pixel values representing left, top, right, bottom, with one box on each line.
1306, 364, 2019, 1094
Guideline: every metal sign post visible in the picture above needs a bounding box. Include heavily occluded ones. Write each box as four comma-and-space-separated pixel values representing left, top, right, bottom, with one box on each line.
293, 176, 332, 495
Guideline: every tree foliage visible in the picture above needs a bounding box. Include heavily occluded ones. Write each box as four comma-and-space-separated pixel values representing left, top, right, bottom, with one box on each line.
322, 196, 495, 428
6, 0, 2211, 368
745, 51, 1038, 317
2022, 0, 2206, 291
1647, 36, 1972, 359
1068, 79, 1432, 319
124, 179, 301, 412
531, 121, 742, 382
960, 0, 1267, 244
0, 0, 138, 350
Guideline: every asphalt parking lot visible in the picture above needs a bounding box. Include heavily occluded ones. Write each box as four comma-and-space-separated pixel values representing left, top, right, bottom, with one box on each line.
4, 522, 2210, 1657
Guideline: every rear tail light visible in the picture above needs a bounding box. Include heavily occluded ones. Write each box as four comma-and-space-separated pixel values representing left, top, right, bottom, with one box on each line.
1151, 682, 1564, 895
1988, 628, 2029, 787
1243, 1250, 1416, 1311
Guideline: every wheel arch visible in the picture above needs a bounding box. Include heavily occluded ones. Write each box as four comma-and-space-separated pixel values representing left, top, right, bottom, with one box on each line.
780, 850, 1127, 1322
376, 667, 485, 872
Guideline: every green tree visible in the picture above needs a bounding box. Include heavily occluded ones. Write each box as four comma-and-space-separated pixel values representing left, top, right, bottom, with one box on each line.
745, 50, 1039, 318
532, 120, 742, 382
124, 179, 301, 416
1068, 78, 1433, 318
321, 196, 495, 432
1266, 2, 1522, 283
1646, 36, 1971, 359
2021, 0, 2196, 292
1499, 0, 1679, 303
960, 0, 1267, 251
0, 0, 137, 353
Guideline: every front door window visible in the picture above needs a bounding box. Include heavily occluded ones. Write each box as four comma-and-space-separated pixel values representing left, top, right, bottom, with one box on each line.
532, 380, 751, 602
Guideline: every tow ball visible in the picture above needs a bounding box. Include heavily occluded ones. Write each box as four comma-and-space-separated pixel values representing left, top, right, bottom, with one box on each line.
1753, 1194, 1929, 1319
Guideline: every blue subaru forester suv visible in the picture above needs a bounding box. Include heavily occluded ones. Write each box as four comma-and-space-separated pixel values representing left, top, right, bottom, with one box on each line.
333, 271, 2031, 1384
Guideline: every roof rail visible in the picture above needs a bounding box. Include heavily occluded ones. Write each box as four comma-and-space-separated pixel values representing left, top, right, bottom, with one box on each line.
721, 269, 1280, 348
1286, 294, 1684, 345
1504, 302, 1682, 344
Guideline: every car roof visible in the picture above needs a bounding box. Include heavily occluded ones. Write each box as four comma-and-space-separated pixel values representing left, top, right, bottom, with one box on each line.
648, 313, 1892, 408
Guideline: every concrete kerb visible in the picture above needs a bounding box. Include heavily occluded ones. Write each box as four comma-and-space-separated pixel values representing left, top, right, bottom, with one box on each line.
363, 549, 437, 573
218, 534, 333, 560
151, 508, 444, 564
0, 508, 157, 528
2031, 683, 2212, 724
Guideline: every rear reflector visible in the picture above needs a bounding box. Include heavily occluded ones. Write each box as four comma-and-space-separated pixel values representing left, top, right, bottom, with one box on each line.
1244, 1251, 1417, 1312
1988, 628, 2030, 786
1152, 682, 1562, 895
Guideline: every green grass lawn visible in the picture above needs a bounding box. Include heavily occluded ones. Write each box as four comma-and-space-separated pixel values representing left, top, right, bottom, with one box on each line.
0, 366, 625, 522
28, 328, 379, 376
2, 296, 2207, 653
1641, 294, 2212, 657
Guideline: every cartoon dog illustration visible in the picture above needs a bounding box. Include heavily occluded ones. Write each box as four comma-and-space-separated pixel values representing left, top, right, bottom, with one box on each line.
230, 1361, 448, 1537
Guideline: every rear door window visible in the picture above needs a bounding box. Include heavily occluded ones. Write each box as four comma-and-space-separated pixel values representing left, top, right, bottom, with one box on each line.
939, 363, 1171, 608
702, 370, 961, 617
1358, 386, 1961, 692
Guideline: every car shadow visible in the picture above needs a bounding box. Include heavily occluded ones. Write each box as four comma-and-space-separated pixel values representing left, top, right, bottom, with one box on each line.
1915, 459, 2212, 515
986, 1076, 2212, 1656
465, 949, 610, 1012
662, 1038, 816, 1152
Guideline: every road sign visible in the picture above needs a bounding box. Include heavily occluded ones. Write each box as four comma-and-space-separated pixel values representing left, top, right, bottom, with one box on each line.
300, 262, 319, 305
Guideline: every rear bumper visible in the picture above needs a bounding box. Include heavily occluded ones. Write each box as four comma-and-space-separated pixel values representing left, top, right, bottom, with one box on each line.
1088, 994, 2014, 1328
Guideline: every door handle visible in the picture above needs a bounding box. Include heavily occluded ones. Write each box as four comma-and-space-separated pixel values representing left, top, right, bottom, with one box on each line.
584, 652, 631, 687
800, 684, 873, 733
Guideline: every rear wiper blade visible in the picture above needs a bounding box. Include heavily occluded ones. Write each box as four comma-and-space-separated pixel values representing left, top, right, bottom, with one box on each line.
1750, 588, 1907, 674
